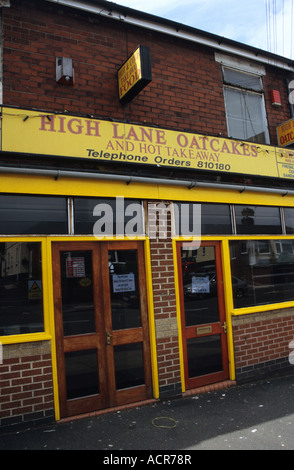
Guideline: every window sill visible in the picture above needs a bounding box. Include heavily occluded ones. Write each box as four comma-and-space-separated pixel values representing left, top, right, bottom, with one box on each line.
232, 300, 294, 316
0, 332, 52, 345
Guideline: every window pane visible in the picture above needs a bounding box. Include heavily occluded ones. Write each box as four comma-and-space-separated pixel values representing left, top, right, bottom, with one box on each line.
230, 240, 294, 308
224, 88, 268, 143
181, 245, 220, 326
0, 195, 68, 234
174, 203, 232, 235
60, 250, 95, 336
114, 343, 145, 390
187, 335, 223, 378
235, 205, 282, 234
223, 68, 262, 91
74, 197, 144, 236
65, 350, 99, 400
109, 250, 142, 330
284, 208, 294, 234
0, 242, 44, 336
201, 204, 232, 234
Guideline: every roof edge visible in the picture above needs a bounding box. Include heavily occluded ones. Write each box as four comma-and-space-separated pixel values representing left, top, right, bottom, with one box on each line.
45, 0, 294, 71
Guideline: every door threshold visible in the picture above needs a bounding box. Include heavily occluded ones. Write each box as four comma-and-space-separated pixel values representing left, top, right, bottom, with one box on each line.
183, 380, 236, 398
58, 398, 159, 424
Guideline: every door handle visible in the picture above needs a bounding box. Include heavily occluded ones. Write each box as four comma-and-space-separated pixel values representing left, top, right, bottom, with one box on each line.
221, 322, 227, 334
106, 331, 112, 345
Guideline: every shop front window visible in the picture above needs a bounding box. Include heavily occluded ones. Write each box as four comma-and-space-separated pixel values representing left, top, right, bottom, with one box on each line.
235, 205, 282, 234
284, 208, 294, 234
0, 242, 44, 336
230, 240, 294, 308
74, 197, 144, 236
174, 203, 232, 235
0, 194, 68, 234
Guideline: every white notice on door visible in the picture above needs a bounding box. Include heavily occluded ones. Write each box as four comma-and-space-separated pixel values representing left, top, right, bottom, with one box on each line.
112, 273, 135, 293
192, 275, 210, 293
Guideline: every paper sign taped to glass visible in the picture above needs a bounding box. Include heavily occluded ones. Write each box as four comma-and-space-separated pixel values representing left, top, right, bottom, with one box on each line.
192, 275, 210, 293
112, 273, 135, 293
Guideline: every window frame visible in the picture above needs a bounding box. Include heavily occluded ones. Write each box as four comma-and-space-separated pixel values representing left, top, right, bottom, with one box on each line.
228, 236, 294, 311
234, 204, 283, 235
73, 197, 145, 237
0, 194, 69, 235
220, 62, 270, 144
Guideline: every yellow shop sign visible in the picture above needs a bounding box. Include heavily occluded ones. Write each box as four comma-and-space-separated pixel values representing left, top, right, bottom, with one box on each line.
1, 106, 294, 180
277, 118, 294, 147
117, 45, 152, 104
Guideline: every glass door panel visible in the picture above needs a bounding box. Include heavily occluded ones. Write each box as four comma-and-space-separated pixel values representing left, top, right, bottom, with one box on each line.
60, 250, 95, 336
181, 246, 219, 326
114, 343, 145, 390
65, 349, 99, 400
187, 335, 222, 378
108, 249, 142, 330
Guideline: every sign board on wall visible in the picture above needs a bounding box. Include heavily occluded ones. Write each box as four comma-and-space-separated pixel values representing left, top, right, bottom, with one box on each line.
1, 106, 294, 180
117, 46, 152, 104
277, 118, 294, 147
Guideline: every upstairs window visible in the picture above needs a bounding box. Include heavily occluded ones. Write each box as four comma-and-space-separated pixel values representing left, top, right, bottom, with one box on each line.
223, 67, 269, 144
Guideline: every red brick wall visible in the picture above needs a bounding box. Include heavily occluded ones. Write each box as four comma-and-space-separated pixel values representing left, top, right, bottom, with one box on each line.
3, 0, 291, 143
263, 68, 292, 145
232, 309, 294, 382
148, 202, 182, 396
0, 341, 54, 430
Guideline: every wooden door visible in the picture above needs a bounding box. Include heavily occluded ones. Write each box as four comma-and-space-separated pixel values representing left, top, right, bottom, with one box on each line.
177, 241, 229, 390
52, 241, 152, 418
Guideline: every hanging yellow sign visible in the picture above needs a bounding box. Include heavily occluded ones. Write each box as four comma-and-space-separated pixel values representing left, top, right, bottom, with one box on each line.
277, 118, 294, 147
1, 106, 294, 180
117, 45, 152, 104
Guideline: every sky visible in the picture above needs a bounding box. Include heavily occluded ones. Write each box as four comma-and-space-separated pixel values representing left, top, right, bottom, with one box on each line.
112, 0, 294, 59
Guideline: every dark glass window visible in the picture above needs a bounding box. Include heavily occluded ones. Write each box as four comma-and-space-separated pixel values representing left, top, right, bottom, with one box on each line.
0, 195, 68, 234
230, 239, 294, 308
65, 350, 99, 400
60, 250, 95, 337
187, 335, 222, 378
180, 245, 220, 327
0, 242, 44, 336
284, 208, 294, 234
108, 250, 141, 330
235, 205, 282, 234
74, 197, 144, 236
174, 203, 232, 235
114, 343, 145, 390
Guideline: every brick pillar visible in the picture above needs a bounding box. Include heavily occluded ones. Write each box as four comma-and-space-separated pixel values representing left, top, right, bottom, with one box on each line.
0, 341, 54, 431
148, 201, 182, 398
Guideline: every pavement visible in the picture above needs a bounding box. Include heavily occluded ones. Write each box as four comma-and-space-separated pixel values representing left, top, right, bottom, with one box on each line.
1, 374, 294, 454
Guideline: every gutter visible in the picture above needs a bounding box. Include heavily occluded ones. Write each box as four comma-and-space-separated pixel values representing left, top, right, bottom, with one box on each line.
45, 0, 294, 71
0, 165, 293, 197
